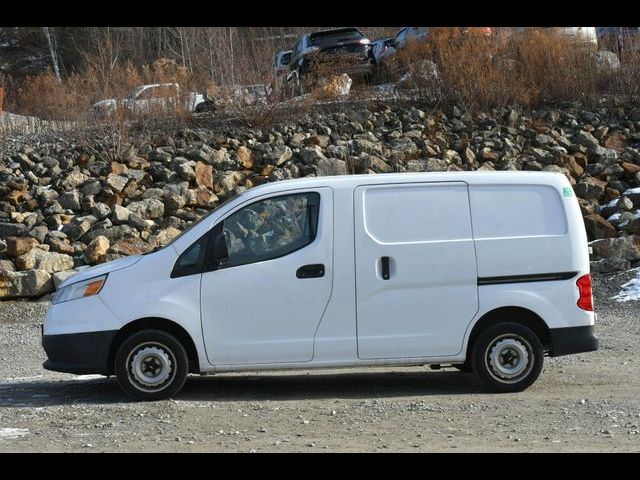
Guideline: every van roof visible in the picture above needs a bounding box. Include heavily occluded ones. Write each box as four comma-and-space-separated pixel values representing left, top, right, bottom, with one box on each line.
245, 171, 570, 196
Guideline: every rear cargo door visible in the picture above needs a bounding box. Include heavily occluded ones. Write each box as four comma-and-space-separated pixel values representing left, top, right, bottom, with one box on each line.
354, 182, 479, 359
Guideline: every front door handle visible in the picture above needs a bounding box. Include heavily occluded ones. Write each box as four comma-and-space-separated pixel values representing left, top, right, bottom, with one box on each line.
296, 264, 325, 279
381, 256, 390, 280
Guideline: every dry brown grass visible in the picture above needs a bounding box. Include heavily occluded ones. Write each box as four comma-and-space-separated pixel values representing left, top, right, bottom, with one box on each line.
2, 57, 203, 122
3, 27, 640, 126
377, 27, 640, 112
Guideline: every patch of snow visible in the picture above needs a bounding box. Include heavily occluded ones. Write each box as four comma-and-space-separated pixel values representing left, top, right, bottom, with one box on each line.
612, 269, 640, 302
607, 212, 621, 222
71, 374, 104, 381
623, 187, 640, 195
0, 428, 30, 439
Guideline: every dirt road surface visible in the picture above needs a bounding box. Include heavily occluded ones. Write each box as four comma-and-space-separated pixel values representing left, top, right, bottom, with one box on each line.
0, 272, 638, 452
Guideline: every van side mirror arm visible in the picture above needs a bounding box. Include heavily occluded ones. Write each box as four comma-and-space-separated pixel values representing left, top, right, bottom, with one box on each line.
205, 226, 229, 271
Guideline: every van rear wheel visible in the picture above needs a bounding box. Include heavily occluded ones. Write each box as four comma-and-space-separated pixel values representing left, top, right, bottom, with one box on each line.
114, 329, 188, 401
471, 322, 543, 393
453, 361, 473, 373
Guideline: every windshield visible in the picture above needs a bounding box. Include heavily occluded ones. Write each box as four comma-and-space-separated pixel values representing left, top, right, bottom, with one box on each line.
126, 86, 146, 100
149, 190, 246, 254
309, 29, 365, 48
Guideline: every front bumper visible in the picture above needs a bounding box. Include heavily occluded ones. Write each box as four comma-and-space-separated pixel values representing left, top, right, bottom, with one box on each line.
549, 325, 599, 357
42, 330, 118, 375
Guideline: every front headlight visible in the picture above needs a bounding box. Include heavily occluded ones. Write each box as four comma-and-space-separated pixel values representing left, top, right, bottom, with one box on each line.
51, 274, 108, 305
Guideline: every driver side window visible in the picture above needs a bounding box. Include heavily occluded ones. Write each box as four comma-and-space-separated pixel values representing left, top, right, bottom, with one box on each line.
221, 192, 320, 268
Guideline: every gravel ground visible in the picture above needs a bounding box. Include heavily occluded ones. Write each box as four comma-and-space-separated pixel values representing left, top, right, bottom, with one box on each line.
0, 272, 639, 452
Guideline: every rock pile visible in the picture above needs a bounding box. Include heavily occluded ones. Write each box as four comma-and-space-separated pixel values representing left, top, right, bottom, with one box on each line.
1, 100, 640, 298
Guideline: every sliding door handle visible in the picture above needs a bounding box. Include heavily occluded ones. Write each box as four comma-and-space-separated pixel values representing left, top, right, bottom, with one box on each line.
381, 256, 390, 280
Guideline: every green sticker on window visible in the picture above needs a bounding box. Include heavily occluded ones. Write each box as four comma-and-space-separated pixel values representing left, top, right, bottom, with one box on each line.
563, 187, 572, 197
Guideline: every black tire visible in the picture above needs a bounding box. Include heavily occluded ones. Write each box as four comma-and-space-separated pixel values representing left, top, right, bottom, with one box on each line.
194, 101, 215, 113
453, 361, 473, 373
114, 329, 189, 401
471, 322, 543, 393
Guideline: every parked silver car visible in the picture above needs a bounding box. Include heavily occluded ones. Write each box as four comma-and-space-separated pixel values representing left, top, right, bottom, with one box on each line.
92, 83, 206, 117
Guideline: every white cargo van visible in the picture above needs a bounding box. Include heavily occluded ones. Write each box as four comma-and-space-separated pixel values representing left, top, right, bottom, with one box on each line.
42, 171, 598, 400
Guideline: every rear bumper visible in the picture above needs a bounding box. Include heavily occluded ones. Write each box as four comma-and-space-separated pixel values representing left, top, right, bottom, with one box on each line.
42, 330, 118, 375
549, 325, 599, 357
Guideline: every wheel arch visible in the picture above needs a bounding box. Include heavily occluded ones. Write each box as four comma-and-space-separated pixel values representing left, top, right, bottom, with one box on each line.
465, 306, 551, 360
107, 317, 200, 375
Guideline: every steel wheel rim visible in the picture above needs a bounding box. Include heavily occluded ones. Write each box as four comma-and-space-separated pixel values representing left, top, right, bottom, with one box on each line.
484, 334, 534, 385
126, 342, 176, 393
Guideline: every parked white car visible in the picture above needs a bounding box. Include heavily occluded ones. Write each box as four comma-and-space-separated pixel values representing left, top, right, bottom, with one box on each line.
92, 83, 206, 116
42, 171, 598, 400
558, 27, 598, 45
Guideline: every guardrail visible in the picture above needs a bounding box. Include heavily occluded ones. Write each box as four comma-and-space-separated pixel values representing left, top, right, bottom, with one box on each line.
0, 111, 76, 135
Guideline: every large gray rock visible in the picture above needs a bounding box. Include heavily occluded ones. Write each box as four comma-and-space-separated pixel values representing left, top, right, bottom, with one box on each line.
601, 196, 634, 218
176, 162, 196, 182
14, 248, 74, 273
300, 145, 326, 164
0, 259, 15, 272
111, 204, 132, 224
58, 191, 81, 211
574, 130, 601, 151
574, 177, 607, 200
596, 50, 621, 72
353, 139, 383, 156
590, 257, 630, 273
66, 170, 87, 188
623, 187, 640, 207
92, 202, 111, 220
0, 269, 53, 298
62, 219, 92, 241
0, 222, 28, 240
389, 138, 419, 157
264, 146, 292, 166
619, 213, 640, 234
82, 224, 138, 244
105, 174, 129, 192
81, 180, 102, 196
591, 235, 640, 262
316, 158, 347, 176
150, 148, 172, 162
126, 199, 165, 220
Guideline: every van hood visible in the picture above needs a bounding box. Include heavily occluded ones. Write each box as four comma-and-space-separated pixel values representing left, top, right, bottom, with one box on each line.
58, 255, 143, 289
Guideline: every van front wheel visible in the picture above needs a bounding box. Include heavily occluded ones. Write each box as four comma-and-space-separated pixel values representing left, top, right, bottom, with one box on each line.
114, 330, 188, 401
471, 322, 543, 393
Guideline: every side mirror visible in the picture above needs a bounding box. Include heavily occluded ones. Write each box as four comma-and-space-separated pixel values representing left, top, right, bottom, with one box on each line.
211, 233, 229, 265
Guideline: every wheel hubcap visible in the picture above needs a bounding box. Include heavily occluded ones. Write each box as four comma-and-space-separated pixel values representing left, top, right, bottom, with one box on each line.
486, 335, 533, 384
127, 344, 175, 392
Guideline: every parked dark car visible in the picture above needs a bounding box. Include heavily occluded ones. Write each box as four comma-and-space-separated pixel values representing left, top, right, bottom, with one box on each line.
272, 49, 293, 95
286, 28, 375, 93
596, 27, 640, 54
274, 50, 292, 77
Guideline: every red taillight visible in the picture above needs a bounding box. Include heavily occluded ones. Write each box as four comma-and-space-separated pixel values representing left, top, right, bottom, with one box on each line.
577, 274, 594, 311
